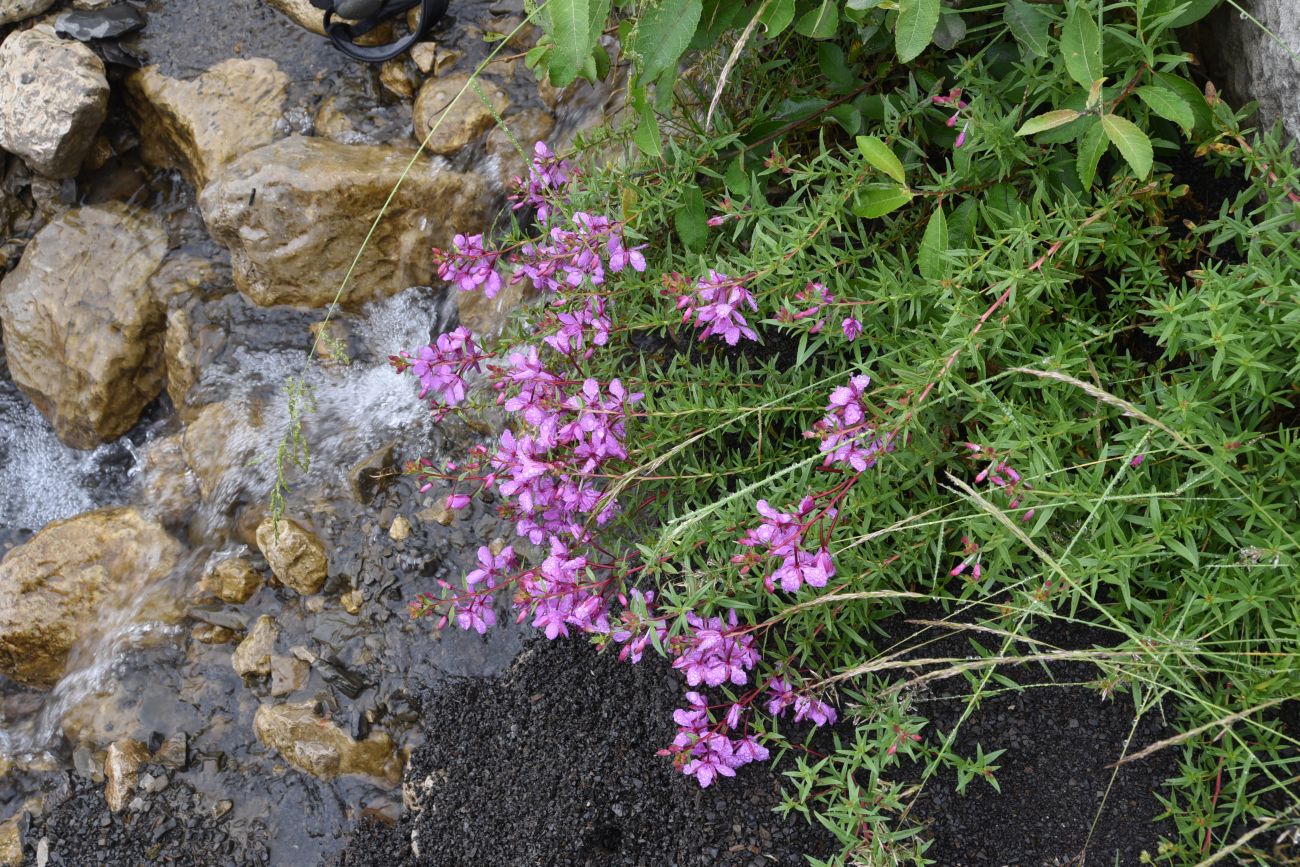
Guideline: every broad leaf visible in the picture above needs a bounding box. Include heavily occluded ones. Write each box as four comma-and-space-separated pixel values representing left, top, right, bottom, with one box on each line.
1154, 71, 1214, 134
856, 135, 906, 184
851, 184, 914, 219
759, 0, 796, 36
634, 0, 704, 82
1076, 117, 1107, 188
633, 101, 663, 158
1135, 84, 1195, 133
674, 186, 708, 253
1003, 0, 1051, 57
1170, 0, 1221, 27
1061, 4, 1103, 89
895, 0, 940, 63
919, 207, 948, 280
932, 11, 966, 50
1016, 109, 1083, 137
1100, 113, 1152, 178
545, 0, 591, 87
795, 0, 839, 40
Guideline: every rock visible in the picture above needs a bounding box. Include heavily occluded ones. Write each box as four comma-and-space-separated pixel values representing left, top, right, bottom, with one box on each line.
340, 589, 364, 615
137, 433, 201, 525
379, 59, 416, 99
0, 203, 168, 448
125, 59, 288, 189
0, 0, 54, 25
0, 25, 108, 177
151, 254, 223, 306
253, 701, 400, 782
180, 400, 265, 502
388, 515, 412, 542
412, 74, 509, 156
269, 654, 308, 696
410, 42, 436, 74
104, 739, 149, 812
202, 558, 262, 604
232, 615, 277, 679
0, 815, 21, 866
0, 508, 181, 687
199, 136, 490, 308
456, 270, 528, 336
255, 517, 327, 595
1201, 1, 1300, 144
193, 624, 239, 644
348, 441, 397, 503
54, 5, 146, 40
484, 108, 557, 190
264, 0, 392, 43
152, 734, 188, 770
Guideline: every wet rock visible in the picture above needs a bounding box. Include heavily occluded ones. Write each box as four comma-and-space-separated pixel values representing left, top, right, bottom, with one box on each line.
340, 589, 364, 616
412, 73, 509, 155
410, 42, 436, 74
54, 4, 146, 40
180, 400, 265, 501
202, 558, 262, 604
104, 739, 149, 812
253, 701, 400, 782
388, 515, 412, 542
125, 58, 288, 189
0, 508, 181, 687
137, 433, 201, 525
0, 203, 168, 448
348, 441, 397, 503
0, 25, 108, 177
200, 136, 490, 308
255, 516, 328, 595
269, 654, 309, 697
0, 0, 54, 25
0, 816, 20, 866
232, 615, 277, 680
152, 734, 188, 770
192, 624, 239, 644
151, 255, 224, 307
265, 0, 392, 43
379, 58, 416, 99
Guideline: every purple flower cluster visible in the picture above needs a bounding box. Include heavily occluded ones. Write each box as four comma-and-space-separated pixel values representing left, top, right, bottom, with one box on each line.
766, 676, 838, 726
965, 442, 1034, 521
677, 270, 759, 345
515, 212, 646, 295
391, 326, 485, 419
808, 374, 895, 472
511, 141, 572, 224
658, 692, 770, 787
453, 544, 517, 633
735, 497, 836, 593
669, 609, 759, 687
435, 233, 503, 298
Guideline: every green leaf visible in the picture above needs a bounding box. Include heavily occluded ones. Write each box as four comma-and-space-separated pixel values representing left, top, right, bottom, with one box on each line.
1100, 113, 1152, 178
674, 185, 708, 253
1169, 0, 1221, 27
545, 0, 590, 87
1135, 84, 1195, 133
1076, 117, 1107, 188
851, 184, 913, 218
817, 43, 859, 93
759, 0, 796, 36
1004, 0, 1051, 57
632, 100, 663, 158
855, 135, 906, 184
1061, 4, 1103, 89
1154, 71, 1214, 134
932, 11, 966, 50
895, 0, 940, 63
919, 207, 948, 280
634, 0, 704, 82
1016, 109, 1083, 136
794, 0, 839, 40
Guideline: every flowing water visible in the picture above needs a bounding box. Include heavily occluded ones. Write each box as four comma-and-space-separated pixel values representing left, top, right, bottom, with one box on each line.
0, 0, 614, 859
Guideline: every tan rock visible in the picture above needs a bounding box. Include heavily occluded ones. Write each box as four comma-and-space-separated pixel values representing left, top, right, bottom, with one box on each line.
232, 615, 277, 679
125, 59, 288, 189
193, 624, 239, 644
253, 701, 400, 782
0, 814, 20, 866
313, 96, 358, 144
104, 739, 149, 812
412, 74, 509, 155
348, 441, 397, 503
136, 433, 200, 525
0, 508, 181, 687
264, 0, 392, 43
203, 558, 262, 604
484, 108, 557, 190
379, 59, 416, 99
0, 0, 55, 25
340, 589, 364, 615
199, 136, 490, 308
0, 203, 168, 448
255, 517, 327, 595
388, 515, 412, 542
0, 25, 107, 177
180, 400, 265, 502
269, 654, 308, 697
410, 42, 436, 74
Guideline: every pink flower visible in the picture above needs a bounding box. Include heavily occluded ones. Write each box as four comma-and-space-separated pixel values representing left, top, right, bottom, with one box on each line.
842, 317, 862, 341
681, 270, 759, 346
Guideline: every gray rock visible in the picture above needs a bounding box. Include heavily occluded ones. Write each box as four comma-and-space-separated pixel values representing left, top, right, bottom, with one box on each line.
1201, 1, 1300, 143
0, 25, 108, 177
54, 4, 146, 41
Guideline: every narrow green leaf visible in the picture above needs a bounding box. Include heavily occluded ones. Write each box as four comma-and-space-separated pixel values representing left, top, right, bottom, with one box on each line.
1003, 0, 1051, 57
851, 184, 914, 219
919, 207, 948, 280
1100, 113, 1153, 178
1016, 109, 1083, 136
1135, 84, 1196, 133
633, 101, 663, 158
855, 135, 906, 184
634, 0, 704, 82
895, 0, 940, 63
545, 0, 591, 87
674, 186, 708, 253
1076, 117, 1107, 188
794, 0, 839, 40
759, 0, 796, 36
1061, 4, 1103, 89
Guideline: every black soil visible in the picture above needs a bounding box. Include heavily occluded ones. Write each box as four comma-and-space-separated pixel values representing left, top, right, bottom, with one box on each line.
336, 636, 840, 867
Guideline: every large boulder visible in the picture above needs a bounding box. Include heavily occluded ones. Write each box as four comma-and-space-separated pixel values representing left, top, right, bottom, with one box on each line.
0, 25, 108, 177
412, 73, 509, 156
199, 136, 490, 308
1200, 1, 1300, 144
125, 58, 288, 190
254, 701, 400, 782
0, 508, 182, 687
0, 203, 169, 448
